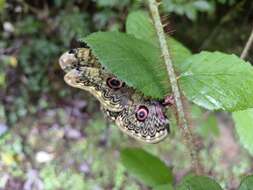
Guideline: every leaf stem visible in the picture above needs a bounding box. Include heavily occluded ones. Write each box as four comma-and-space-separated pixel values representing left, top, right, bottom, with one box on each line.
148, 0, 202, 174
241, 25, 253, 59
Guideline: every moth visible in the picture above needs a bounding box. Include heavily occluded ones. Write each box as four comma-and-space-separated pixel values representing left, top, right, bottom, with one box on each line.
59, 48, 170, 143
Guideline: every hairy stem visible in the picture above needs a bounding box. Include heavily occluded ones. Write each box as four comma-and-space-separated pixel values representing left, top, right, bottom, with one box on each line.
148, 0, 202, 174
241, 25, 253, 59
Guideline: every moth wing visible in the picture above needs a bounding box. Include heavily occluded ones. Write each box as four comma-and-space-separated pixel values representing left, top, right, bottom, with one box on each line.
116, 101, 169, 143
64, 67, 128, 112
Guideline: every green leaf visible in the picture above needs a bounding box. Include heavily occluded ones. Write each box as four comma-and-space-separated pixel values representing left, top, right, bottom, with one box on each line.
154, 184, 174, 190
179, 51, 253, 111
83, 32, 170, 99
168, 37, 192, 72
120, 148, 173, 187
126, 11, 191, 71
0, 73, 5, 87
238, 175, 253, 190
126, 11, 158, 47
96, 0, 129, 7
190, 105, 219, 138
0, 0, 5, 13
177, 175, 222, 190
83, 11, 192, 98
197, 114, 219, 138
233, 108, 253, 156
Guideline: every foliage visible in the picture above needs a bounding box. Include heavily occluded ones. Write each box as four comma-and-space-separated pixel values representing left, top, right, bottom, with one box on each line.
162, 0, 214, 20
191, 105, 219, 138
176, 174, 222, 190
19, 39, 59, 92
154, 184, 174, 190
40, 165, 86, 190
126, 11, 192, 72
83, 11, 192, 98
56, 9, 90, 46
233, 109, 253, 156
120, 147, 252, 189
161, 0, 237, 20
85, 11, 253, 112
0, 0, 5, 13
1, 0, 139, 124
179, 51, 253, 111
84, 32, 170, 98
120, 148, 173, 187
238, 175, 253, 190
1, 0, 249, 124
84, 5, 253, 190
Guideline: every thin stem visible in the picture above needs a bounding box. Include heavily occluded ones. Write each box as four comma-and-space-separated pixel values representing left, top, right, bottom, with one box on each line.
241, 25, 253, 59
148, 0, 202, 174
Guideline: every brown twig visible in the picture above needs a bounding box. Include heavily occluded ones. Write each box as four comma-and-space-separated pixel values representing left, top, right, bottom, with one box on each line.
148, 0, 202, 174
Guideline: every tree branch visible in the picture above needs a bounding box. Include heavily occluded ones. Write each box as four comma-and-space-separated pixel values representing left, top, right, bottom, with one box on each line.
148, 0, 202, 174
241, 25, 253, 59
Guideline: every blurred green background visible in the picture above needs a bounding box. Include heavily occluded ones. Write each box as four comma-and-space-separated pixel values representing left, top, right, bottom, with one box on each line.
1, 0, 253, 189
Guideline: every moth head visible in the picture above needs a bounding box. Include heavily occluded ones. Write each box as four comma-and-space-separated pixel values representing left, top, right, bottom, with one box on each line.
116, 99, 169, 143
59, 48, 94, 72
59, 49, 78, 72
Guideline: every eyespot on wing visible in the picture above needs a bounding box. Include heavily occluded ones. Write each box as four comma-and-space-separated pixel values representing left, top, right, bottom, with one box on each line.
115, 100, 169, 143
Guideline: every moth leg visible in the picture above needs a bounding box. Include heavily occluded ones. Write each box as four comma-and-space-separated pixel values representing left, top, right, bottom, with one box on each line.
162, 95, 174, 106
